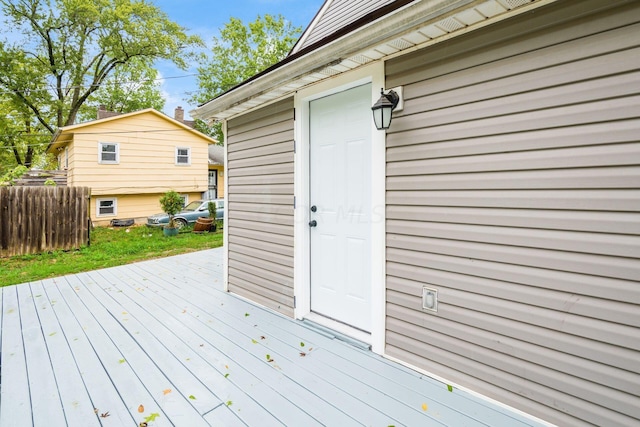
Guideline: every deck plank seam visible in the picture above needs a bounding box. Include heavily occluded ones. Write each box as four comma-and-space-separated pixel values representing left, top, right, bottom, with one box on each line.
123, 261, 406, 426
26, 281, 71, 426
84, 268, 226, 416
146, 256, 521, 425
106, 263, 361, 426
54, 274, 163, 425
93, 267, 323, 426
70, 270, 212, 425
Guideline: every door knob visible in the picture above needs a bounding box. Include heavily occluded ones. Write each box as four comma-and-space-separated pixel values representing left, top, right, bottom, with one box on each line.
309, 220, 317, 227
310, 205, 317, 212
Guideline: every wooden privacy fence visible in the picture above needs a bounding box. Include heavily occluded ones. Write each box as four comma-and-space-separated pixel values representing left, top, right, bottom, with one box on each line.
0, 186, 90, 257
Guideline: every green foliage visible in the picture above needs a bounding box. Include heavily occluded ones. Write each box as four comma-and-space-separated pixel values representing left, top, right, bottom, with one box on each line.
191, 15, 301, 143
207, 201, 217, 218
0, 0, 201, 169
0, 96, 52, 170
44, 178, 56, 186
0, 225, 224, 287
0, 164, 27, 186
193, 119, 219, 141
159, 190, 184, 227
77, 59, 165, 122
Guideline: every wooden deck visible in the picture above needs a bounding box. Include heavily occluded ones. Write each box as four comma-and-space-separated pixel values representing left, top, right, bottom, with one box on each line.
0, 248, 546, 426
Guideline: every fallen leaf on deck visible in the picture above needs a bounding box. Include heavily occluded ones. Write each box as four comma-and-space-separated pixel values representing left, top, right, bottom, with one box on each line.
266, 354, 274, 362
244, 313, 250, 317
300, 342, 305, 347
189, 395, 197, 400
447, 384, 453, 392
138, 404, 144, 413
300, 352, 306, 357
251, 339, 258, 344
260, 336, 266, 340
94, 408, 99, 414
118, 359, 126, 364
224, 373, 229, 378
163, 389, 172, 395
144, 413, 160, 422
139, 423, 148, 427
226, 401, 233, 406
100, 412, 110, 418
422, 403, 428, 411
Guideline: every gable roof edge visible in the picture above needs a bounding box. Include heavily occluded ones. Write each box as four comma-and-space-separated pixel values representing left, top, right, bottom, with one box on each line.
47, 108, 216, 153
193, 0, 430, 120
289, 0, 333, 55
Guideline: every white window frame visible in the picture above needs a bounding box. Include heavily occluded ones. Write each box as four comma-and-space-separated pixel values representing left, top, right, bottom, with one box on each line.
96, 198, 117, 217
175, 147, 191, 166
179, 194, 189, 207
98, 142, 119, 164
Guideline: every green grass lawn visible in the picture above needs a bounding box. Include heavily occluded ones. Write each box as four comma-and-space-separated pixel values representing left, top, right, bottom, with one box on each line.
0, 225, 223, 287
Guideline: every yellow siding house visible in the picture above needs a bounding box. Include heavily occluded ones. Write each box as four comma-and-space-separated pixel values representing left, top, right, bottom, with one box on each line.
47, 108, 216, 226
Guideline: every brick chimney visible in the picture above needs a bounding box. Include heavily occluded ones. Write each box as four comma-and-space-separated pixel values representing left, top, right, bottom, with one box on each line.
174, 106, 184, 123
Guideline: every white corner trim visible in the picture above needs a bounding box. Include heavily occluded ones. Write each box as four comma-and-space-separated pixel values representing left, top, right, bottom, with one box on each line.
293, 61, 387, 355
222, 120, 229, 293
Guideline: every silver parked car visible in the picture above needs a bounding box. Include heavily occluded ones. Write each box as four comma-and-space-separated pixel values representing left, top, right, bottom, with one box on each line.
146, 199, 224, 229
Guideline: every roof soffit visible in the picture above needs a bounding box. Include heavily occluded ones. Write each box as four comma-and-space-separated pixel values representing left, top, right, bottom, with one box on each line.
192, 0, 546, 121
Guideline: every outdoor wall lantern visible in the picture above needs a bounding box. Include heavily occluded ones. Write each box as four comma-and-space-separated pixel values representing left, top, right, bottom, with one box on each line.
371, 88, 400, 130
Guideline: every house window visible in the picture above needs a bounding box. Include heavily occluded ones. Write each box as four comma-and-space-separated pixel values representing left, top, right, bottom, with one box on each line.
99, 142, 119, 164
179, 194, 188, 207
96, 198, 117, 217
176, 147, 191, 165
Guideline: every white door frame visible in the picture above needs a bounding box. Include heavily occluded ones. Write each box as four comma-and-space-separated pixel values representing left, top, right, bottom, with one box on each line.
293, 62, 386, 354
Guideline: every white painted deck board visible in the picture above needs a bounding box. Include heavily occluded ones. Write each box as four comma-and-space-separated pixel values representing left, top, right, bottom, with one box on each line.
127, 265, 400, 426
54, 275, 174, 426
17, 283, 67, 427
28, 281, 100, 427
1, 248, 547, 427
203, 404, 248, 426
100, 263, 345, 426
83, 268, 288, 427
1, 285, 33, 426
40, 277, 138, 425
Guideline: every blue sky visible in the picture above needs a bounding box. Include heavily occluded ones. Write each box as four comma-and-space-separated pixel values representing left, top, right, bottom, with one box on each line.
151, 0, 326, 119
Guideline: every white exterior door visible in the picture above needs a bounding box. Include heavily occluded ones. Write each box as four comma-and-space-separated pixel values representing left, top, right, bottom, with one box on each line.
309, 84, 372, 332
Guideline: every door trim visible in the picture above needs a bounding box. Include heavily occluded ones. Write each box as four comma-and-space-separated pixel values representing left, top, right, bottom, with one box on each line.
293, 61, 386, 354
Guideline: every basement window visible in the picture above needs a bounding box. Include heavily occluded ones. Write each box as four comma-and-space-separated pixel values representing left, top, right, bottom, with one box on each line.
176, 147, 191, 165
97, 198, 117, 217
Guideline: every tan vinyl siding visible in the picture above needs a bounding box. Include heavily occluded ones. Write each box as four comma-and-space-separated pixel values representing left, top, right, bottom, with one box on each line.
299, 0, 395, 50
384, 1, 640, 426
226, 98, 295, 316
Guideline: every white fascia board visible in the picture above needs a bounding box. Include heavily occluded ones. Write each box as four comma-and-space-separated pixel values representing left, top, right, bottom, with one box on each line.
191, 0, 477, 121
